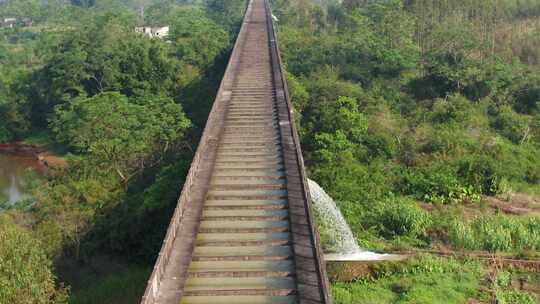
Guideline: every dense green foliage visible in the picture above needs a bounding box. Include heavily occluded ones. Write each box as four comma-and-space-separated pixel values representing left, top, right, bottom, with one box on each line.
274, 0, 540, 253
0, 215, 67, 303
494, 270, 538, 304
275, 1, 540, 301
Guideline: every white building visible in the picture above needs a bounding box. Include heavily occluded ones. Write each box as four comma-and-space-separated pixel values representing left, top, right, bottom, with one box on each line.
135, 26, 169, 39
2, 18, 17, 28
1, 17, 32, 28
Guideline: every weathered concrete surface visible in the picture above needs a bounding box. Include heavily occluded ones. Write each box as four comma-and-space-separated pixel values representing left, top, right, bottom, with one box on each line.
141, 0, 331, 303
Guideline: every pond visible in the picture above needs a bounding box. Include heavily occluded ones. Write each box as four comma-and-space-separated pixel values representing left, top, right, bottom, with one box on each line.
0, 152, 45, 208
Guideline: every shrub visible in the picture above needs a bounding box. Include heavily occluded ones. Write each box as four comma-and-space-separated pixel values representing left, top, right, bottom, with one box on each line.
429, 94, 473, 124
373, 198, 432, 239
402, 164, 479, 204
495, 271, 512, 287
496, 289, 537, 304
0, 216, 68, 304
491, 105, 533, 144
0, 125, 12, 143
456, 155, 504, 195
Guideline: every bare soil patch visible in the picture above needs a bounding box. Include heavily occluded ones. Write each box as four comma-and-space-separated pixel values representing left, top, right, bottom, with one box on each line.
483, 194, 540, 215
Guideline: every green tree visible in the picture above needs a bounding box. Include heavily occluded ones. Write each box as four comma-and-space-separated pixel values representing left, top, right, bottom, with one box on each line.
0, 216, 68, 304
314, 96, 368, 143
204, 0, 246, 31
29, 13, 180, 126
169, 9, 229, 68
0, 0, 41, 20
51, 92, 191, 180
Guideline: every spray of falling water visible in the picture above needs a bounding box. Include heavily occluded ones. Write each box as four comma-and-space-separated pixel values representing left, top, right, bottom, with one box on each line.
308, 179, 393, 261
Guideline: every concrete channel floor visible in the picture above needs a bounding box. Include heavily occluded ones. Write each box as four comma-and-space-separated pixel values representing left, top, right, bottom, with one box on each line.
154, 0, 300, 303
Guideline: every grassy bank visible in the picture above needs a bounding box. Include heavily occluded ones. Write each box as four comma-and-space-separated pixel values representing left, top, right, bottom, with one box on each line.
332, 255, 539, 304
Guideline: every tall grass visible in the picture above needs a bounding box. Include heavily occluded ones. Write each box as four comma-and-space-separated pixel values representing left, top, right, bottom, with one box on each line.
448, 215, 540, 252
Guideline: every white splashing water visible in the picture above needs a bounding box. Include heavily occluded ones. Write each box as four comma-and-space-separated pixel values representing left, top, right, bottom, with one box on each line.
308, 179, 393, 261
7, 175, 23, 205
